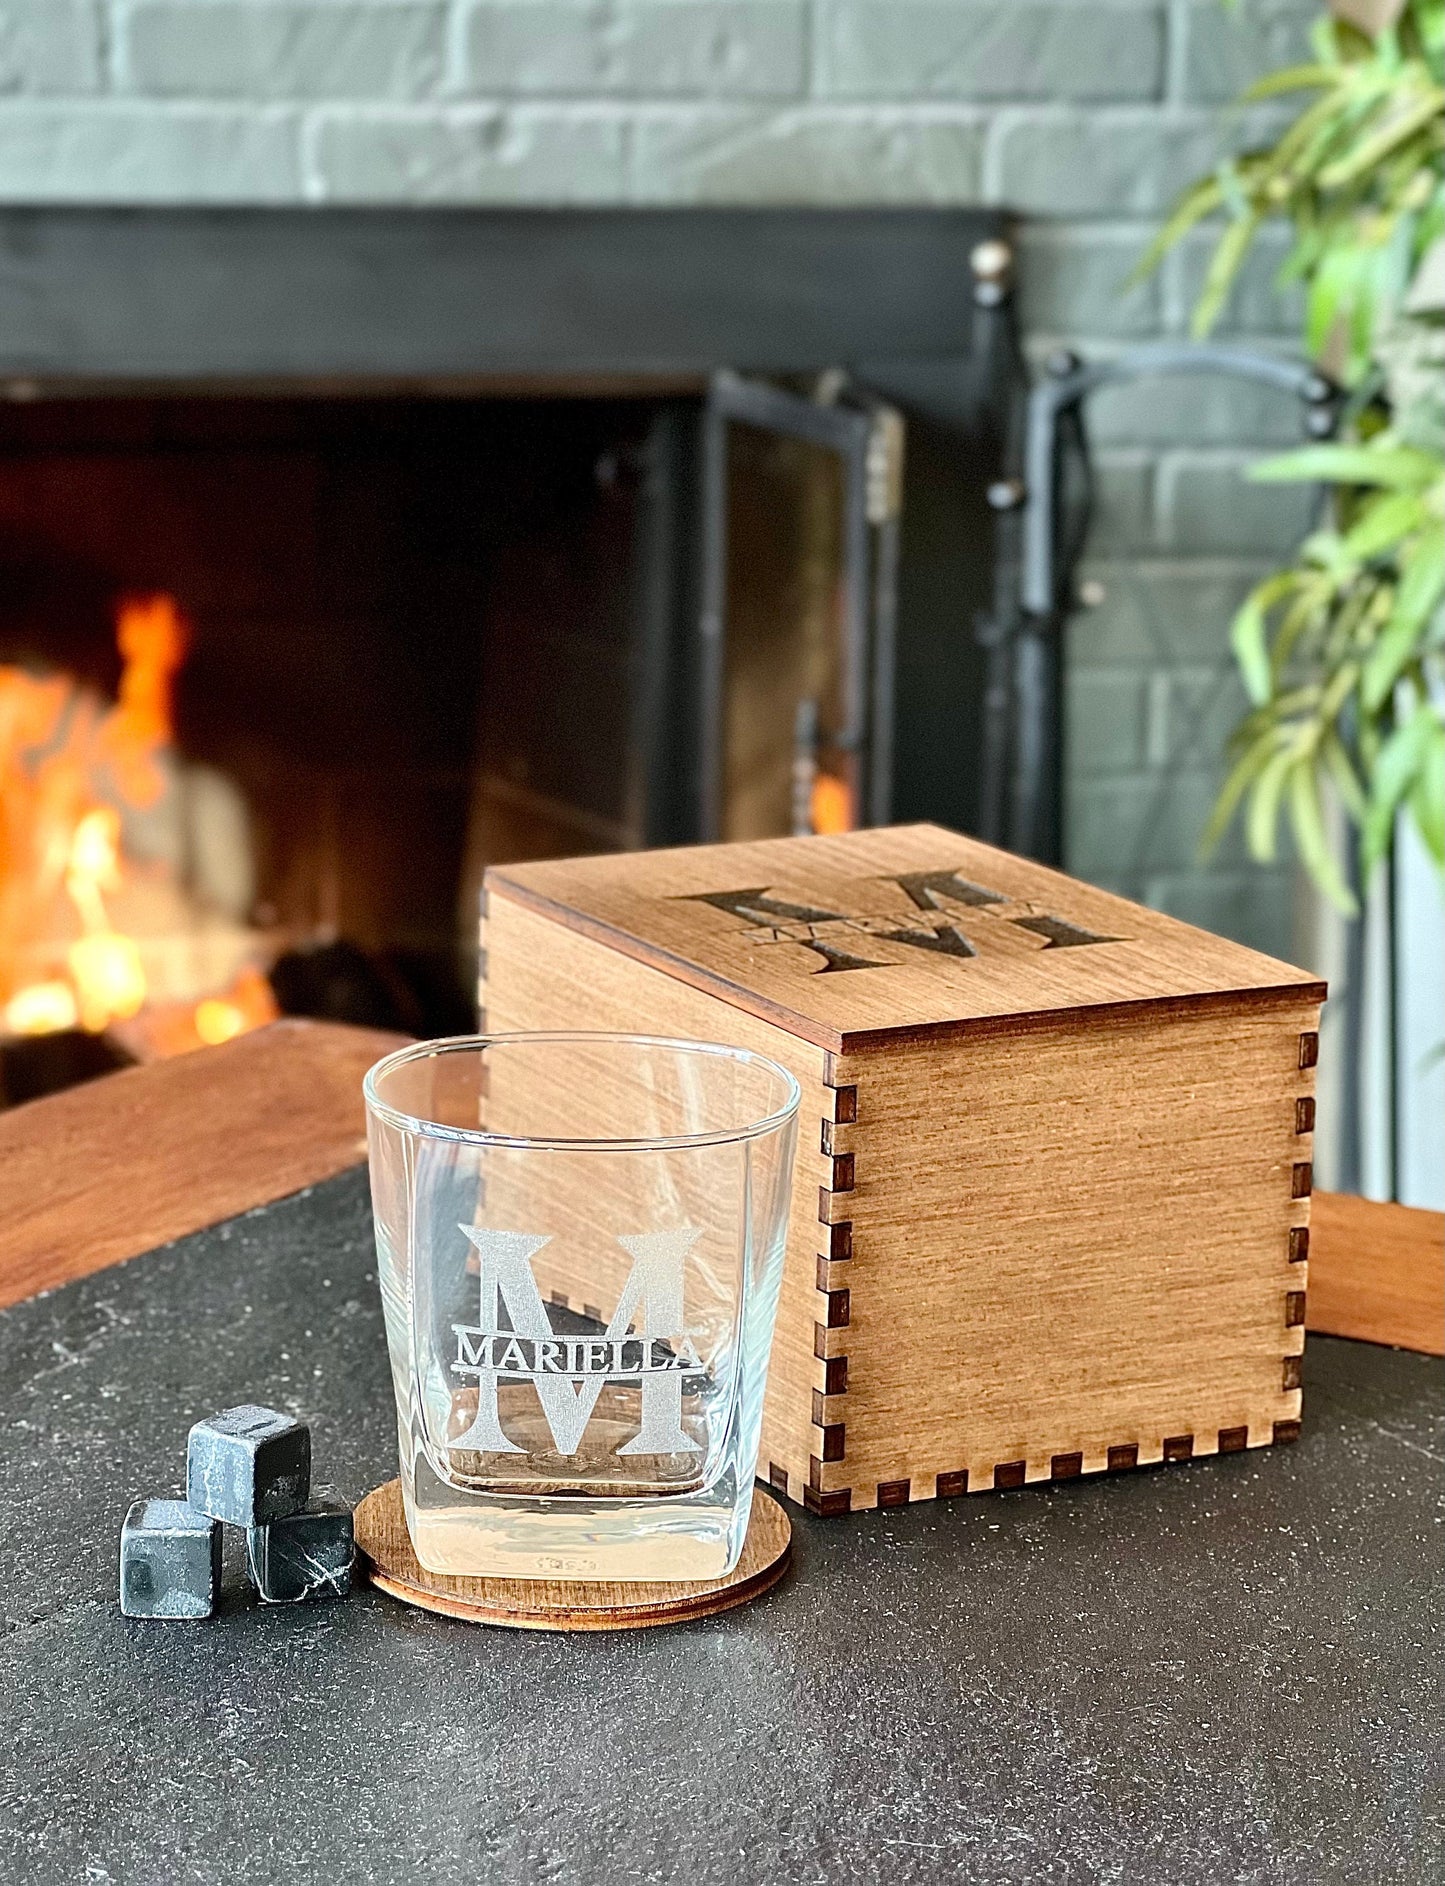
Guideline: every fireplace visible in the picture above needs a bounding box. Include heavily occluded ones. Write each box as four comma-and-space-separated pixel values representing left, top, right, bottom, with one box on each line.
0, 206, 1018, 1093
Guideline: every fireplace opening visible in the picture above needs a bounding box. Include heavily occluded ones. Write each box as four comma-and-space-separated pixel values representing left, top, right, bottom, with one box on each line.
0, 391, 706, 1074
0, 209, 1015, 1104
0, 380, 996, 1093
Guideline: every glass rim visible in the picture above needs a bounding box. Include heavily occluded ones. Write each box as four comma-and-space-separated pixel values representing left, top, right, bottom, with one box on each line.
363, 1030, 802, 1153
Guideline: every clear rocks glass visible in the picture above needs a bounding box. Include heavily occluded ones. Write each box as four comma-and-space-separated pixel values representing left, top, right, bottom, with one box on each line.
364, 1033, 799, 1582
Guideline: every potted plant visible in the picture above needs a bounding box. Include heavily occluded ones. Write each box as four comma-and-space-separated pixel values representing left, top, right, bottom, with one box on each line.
1141, 0, 1443, 912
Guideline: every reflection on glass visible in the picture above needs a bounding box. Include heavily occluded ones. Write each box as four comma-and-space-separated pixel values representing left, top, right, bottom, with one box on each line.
720, 422, 858, 841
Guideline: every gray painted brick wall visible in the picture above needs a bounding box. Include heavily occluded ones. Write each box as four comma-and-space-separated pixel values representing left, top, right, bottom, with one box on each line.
0, 0, 1317, 955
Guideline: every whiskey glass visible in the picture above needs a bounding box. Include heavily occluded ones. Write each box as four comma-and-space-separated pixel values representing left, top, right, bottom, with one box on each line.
364, 1033, 799, 1581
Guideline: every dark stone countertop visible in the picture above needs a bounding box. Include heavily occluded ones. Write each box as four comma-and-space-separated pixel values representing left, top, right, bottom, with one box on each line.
0, 1167, 1439, 1885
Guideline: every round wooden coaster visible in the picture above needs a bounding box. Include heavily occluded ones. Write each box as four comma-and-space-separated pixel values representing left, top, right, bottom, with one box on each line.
354, 1478, 792, 1632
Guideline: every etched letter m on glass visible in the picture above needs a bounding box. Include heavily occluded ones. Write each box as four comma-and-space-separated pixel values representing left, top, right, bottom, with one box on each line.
449, 1226, 704, 1458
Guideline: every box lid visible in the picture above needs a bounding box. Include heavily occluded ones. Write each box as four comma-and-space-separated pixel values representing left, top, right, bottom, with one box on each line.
486, 825, 1326, 1054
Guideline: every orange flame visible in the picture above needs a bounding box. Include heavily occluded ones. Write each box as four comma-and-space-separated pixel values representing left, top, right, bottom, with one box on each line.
195, 967, 277, 1047
101, 594, 187, 807
809, 772, 854, 836
63, 807, 147, 1032
1, 592, 273, 1055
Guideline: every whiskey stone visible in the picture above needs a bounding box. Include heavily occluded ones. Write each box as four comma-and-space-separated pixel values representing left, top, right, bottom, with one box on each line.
187, 1404, 311, 1527
248, 1498, 355, 1603
119, 1499, 222, 1620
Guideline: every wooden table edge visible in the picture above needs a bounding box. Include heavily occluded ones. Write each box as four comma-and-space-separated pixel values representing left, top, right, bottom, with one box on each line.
1308, 1189, 1444, 1357
0, 1017, 406, 1312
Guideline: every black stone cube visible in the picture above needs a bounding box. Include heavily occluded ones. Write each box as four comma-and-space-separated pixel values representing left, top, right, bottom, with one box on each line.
187, 1404, 311, 1527
248, 1498, 355, 1603
120, 1499, 222, 1619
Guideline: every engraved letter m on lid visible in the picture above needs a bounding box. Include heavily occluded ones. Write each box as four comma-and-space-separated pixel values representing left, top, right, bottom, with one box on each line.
450, 1226, 703, 1457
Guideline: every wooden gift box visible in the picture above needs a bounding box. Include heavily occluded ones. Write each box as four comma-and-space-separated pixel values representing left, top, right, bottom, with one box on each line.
479, 824, 1325, 1516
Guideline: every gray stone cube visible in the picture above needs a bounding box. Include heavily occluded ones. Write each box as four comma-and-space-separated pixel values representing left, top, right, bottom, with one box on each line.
247, 1498, 355, 1604
120, 1499, 222, 1620
186, 1404, 310, 1527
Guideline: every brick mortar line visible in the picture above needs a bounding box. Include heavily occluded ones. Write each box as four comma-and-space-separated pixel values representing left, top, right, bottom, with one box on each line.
297, 99, 998, 121
443, 0, 474, 102
1163, 0, 1192, 108
99, 0, 121, 95
1, 99, 1230, 127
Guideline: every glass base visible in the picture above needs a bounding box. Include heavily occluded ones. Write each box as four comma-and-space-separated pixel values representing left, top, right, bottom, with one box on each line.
401, 1450, 756, 1582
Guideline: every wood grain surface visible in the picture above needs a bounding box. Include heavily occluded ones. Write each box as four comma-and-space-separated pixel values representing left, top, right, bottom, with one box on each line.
811, 1002, 1318, 1511
1309, 1191, 1444, 1356
487, 825, 1325, 1053
355, 1477, 792, 1630
0, 1018, 404, 1312
483, 835, 1324, 1515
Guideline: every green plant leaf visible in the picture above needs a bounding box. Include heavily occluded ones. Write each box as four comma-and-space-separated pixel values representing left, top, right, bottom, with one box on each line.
1255, 90, 1357, 193
1322, 729, 1369, 822
1138, 0, 1445, 895
1362, 706, 1435, 871
1305, 241, 1359, 358
1318, 90, 1445, 190
1319, 658, 1362, 723
1237, 684, 1326, 734
1410, 713, 1445, 865
1230, 583, 1278, 705
1247, 744, 1298, 862
1397, 527, 1445, 633
1130, 174, 1225, 283
1241, 63, 1338, 100
1288, 761, 1359, 912
1247, 443, 1440, 487
1200, 725, 1289, 859
1342, 488, 1426, 559
1298, 526, 1350, 574
1361, 533, 1445, 709
1192, 209, 1262, 337
1270, 581, 1333, 680
1417, 0, 1445, 62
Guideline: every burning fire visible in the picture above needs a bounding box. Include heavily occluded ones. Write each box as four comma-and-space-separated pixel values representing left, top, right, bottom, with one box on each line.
0, 593, 276, 1057
809, 772, 854, 837
65, 807, 147, 1032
